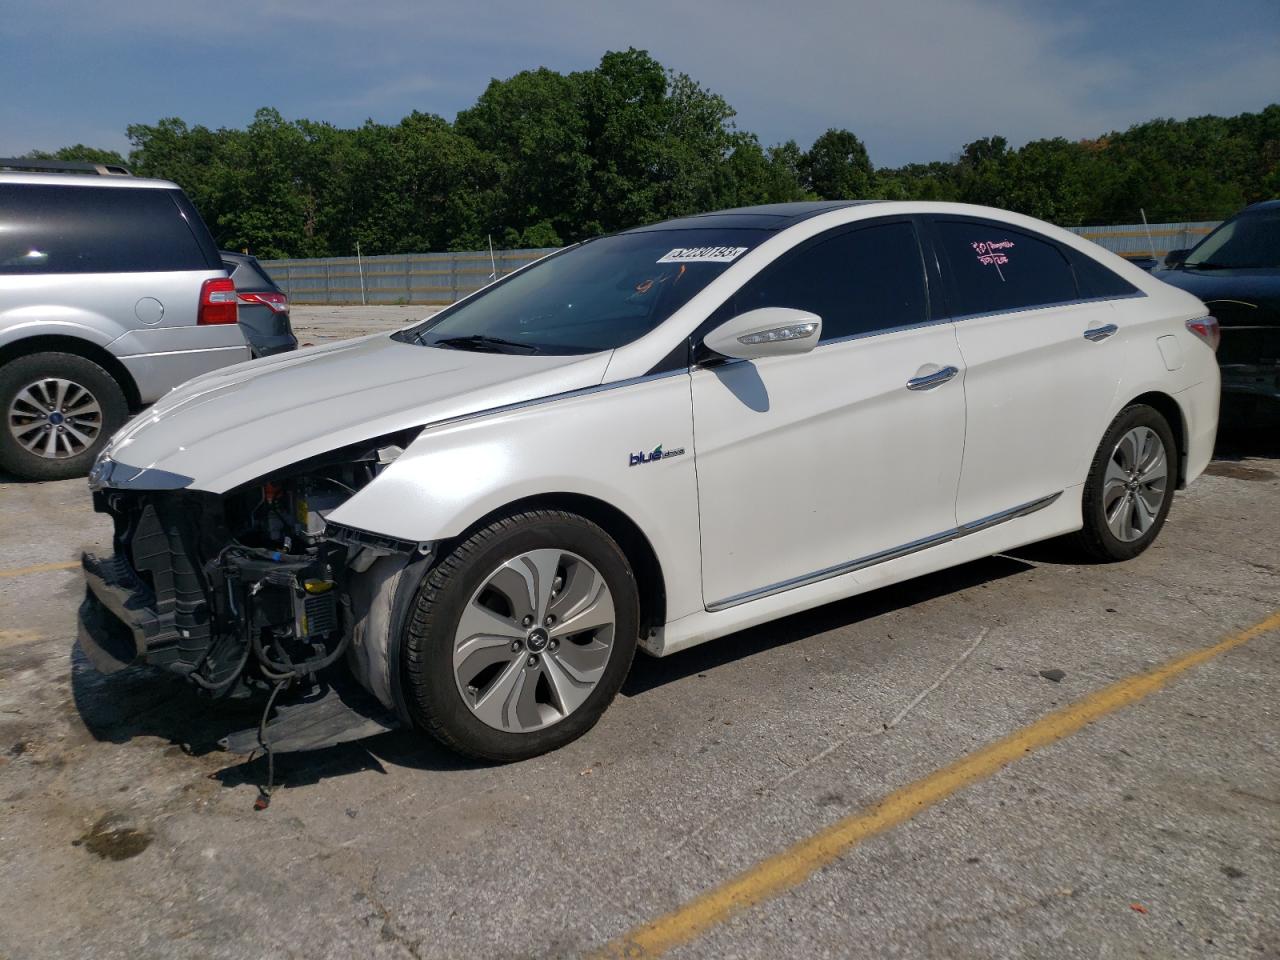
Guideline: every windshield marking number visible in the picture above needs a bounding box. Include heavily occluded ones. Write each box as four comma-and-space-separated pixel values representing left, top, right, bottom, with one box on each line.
657, 246, 748, 264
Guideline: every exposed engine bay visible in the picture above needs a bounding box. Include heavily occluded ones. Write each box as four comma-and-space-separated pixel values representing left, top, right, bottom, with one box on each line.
79, 432, 425, 749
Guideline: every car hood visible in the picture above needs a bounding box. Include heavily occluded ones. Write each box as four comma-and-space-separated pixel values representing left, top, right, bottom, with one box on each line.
103, 334, 612, 493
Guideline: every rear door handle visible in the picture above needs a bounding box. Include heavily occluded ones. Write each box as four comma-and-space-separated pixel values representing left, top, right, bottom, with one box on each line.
1083, 323, 1118, 342
906, 365, 959, 391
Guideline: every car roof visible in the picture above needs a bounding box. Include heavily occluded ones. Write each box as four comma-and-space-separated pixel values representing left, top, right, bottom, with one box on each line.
625, 200, 882, 233
0, 171, 180, 190
1242, 199, 1280, 213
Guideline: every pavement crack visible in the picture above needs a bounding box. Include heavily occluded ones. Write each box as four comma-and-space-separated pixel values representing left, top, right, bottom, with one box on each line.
882, 627, 990, 731
361, 877, 424, 960
619, 627, 992, 885
1185, 545, 1280, 577
924, 884, 1086, 934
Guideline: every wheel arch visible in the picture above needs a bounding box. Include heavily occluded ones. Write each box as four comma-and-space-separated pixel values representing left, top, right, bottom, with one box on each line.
0, 335, 143, 410
447, 492, 668, 642
1124, 390, 1188, 488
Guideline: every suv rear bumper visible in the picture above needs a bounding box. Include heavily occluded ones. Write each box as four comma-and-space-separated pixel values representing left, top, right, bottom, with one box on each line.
120, 344, 251, 404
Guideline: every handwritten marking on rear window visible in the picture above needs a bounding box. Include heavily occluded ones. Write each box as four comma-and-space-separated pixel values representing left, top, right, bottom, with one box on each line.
972, 240, 1014, 281
657, 246, 748, 264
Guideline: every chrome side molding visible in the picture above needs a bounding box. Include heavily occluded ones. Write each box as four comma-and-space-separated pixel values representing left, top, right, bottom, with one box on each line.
706, 491, 1063, 612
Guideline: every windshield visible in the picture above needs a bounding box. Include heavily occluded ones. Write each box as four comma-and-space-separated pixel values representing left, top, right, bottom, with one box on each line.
1183, 211, 1280, 269
397, 228, 769, 355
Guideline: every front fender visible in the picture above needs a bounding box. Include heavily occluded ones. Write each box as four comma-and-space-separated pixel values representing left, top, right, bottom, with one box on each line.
325, 372, 705, 620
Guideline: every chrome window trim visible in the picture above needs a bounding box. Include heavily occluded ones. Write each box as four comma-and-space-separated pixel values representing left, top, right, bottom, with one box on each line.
694, 317, 958, 369
705, 491, 1062, 612
941, 290, 1147, 326
694, 293, 1146, 362
817, 315, 955, 348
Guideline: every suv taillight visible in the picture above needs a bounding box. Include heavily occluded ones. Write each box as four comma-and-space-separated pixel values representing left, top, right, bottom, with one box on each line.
199, 277, 238, 325
237, 291, 289, 313
1186, 315, 1220, 352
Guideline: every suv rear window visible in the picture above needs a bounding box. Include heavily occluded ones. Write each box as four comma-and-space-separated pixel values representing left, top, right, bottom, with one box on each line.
934, 219, 1079, 317
0, 185, 213, 274
224, 256, 276, 290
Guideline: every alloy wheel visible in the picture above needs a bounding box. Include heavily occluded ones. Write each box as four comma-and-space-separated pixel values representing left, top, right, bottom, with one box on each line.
452, 548, 616, 733
1102, 426, 1168, 542
7, 377, 104, 460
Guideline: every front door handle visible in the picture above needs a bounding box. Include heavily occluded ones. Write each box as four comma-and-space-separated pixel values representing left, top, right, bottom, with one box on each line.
1083, 323, 1118, 342
906, 365, 959, 391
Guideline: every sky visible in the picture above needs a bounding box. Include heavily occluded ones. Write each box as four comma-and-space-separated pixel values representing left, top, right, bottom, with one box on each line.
2, 0, 1277, 168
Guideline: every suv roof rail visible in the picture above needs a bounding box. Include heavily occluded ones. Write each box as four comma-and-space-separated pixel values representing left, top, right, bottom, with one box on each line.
0, 157, 132, 176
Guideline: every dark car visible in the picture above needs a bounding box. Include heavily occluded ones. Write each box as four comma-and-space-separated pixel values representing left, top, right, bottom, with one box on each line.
1159, 201, 1280, 420
221, 251, 297, 357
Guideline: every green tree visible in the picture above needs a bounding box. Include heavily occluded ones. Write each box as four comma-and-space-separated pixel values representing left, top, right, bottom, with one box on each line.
35, 57, 1277, 258
26, 145, 129, 167
802, 128, 874, 199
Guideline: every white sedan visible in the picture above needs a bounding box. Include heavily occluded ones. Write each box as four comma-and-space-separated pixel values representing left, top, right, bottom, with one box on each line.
80, 201, 1220, 762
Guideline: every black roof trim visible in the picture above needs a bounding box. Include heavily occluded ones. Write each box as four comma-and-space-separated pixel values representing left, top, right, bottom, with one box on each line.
0, 157, 132, 176
624, 200, 883, 234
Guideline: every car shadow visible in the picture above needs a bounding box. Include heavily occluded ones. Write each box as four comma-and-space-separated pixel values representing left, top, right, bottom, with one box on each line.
68, 643, 487, 792
708, 360, 770, 412
622, 553, 1032, 697
1213, 419, 1280, 461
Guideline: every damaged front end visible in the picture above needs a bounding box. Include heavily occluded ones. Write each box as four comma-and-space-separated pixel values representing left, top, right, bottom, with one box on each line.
79, 432, 429, 754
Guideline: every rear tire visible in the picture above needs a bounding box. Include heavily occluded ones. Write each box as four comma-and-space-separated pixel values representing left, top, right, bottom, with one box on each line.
0, 352, 128, 481
403, 510, 639, 762
1070, 403, 1177, 562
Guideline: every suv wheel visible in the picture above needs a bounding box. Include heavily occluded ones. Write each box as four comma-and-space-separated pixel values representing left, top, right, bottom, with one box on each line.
404, 510, 640, 761
0, 352, 128, 481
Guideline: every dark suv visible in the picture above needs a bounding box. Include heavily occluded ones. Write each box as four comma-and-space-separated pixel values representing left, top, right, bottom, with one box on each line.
1160, 200, 1280, 420
221, 251, 297, 357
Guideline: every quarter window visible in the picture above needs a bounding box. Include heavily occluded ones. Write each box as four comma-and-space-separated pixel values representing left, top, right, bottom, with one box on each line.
727, 221, 929, 342
1069, 249, 1140, 299
0, 185, 211, 274
934, 219, 1078, 317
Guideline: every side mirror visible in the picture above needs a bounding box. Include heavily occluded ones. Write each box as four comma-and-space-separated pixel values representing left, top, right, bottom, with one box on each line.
703, 307, 822, 361
1164, 248, 1190, 269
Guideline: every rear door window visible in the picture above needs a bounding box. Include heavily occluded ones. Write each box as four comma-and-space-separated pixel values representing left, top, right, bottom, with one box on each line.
0, 185, 213, 274
1068, 249, 1141, 299
727, 220, 930, 342
932, 219, 1079, 317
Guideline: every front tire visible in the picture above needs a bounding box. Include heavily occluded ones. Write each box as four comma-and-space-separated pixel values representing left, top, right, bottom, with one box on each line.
0, 352, 128, 481
1071, 403, 1177, 562
404, 510, 639, 762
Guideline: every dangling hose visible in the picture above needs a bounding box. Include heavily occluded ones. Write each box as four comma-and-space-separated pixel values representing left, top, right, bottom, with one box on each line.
253, 678, 291, 812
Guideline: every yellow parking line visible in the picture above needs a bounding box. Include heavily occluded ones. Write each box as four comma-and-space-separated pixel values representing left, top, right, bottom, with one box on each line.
592, 610, 1280, 959
0, 559, 80, 579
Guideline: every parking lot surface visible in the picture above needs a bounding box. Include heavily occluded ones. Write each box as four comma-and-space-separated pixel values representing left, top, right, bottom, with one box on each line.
0, 317, 1276, 959
289, 305, 440, 344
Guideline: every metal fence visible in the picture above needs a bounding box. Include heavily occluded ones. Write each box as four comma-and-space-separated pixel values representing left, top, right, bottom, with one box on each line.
1064, 221, 1219, 260
260, 221, 1222, 305
260, 248, 559, 306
